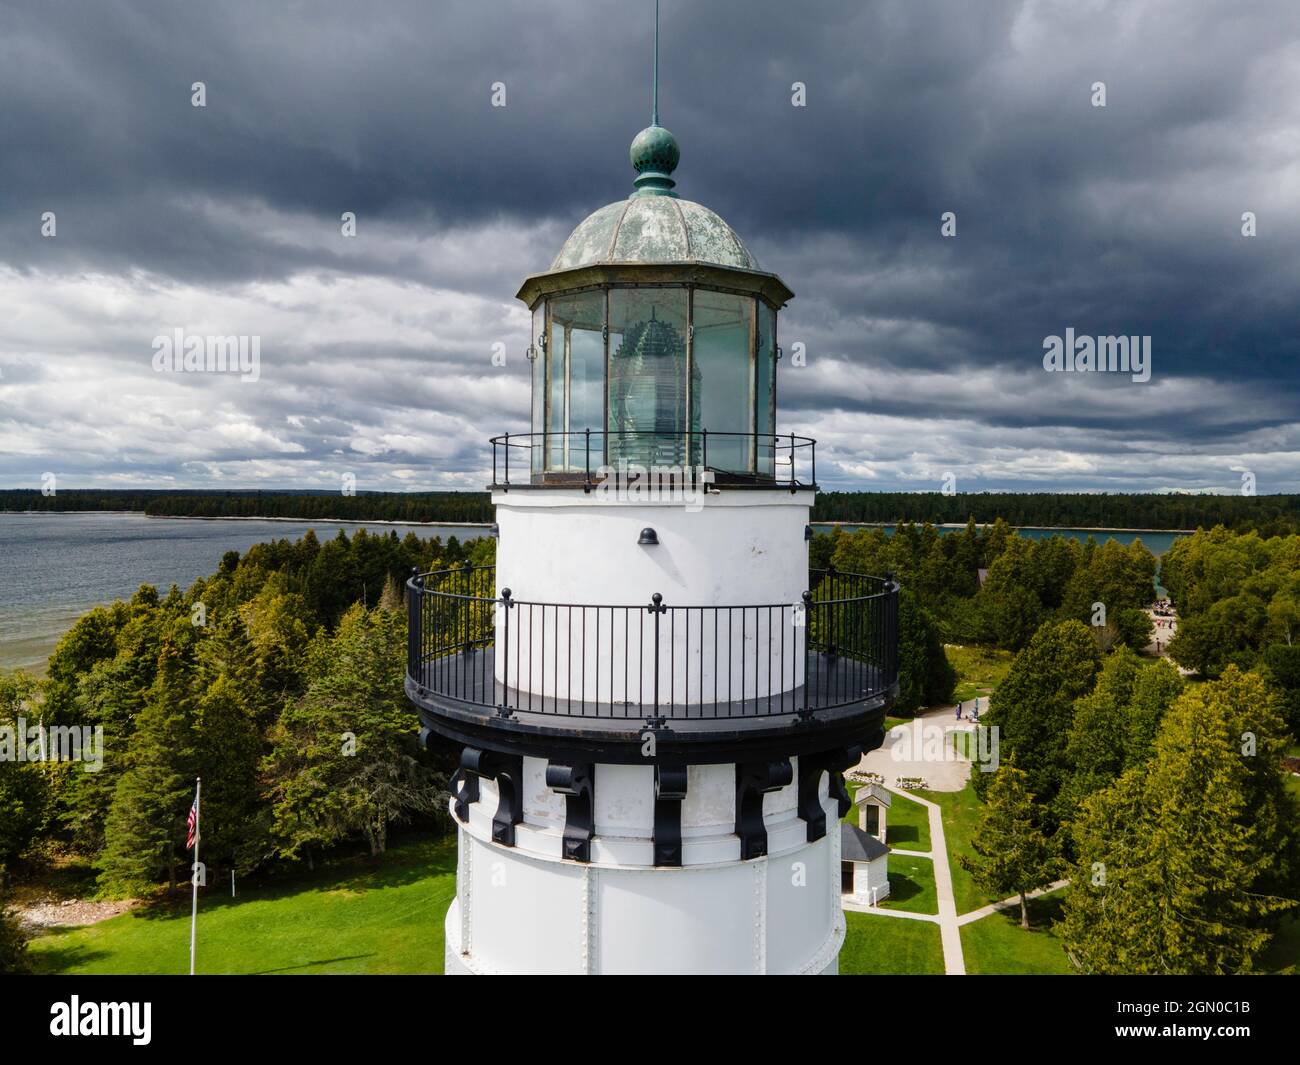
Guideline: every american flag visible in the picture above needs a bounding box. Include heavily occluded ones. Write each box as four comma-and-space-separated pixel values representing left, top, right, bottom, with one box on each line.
186, 795, 199, 850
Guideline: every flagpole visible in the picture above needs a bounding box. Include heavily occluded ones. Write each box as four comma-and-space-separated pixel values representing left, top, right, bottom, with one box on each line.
190, 776, 201, 976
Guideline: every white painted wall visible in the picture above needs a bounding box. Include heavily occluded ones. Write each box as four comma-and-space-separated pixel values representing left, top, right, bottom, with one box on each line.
492, 488, 810, 704
446, 755, 844, 974
447, 489, 842, 973
852, 856, 891, 906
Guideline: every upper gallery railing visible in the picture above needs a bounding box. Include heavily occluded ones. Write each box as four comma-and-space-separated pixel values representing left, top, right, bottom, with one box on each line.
406, 566, 898, 724
489, 430, 816, 490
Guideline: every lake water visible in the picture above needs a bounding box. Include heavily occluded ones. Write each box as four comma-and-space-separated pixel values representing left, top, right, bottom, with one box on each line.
0, 513, 491, 674
1, 513, 1188, 676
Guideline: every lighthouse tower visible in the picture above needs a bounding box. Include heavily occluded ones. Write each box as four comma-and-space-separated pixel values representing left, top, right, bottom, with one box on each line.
407, 17, 899, 975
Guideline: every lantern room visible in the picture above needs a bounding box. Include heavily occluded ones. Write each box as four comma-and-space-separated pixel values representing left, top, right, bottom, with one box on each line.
515, 121, 794, 483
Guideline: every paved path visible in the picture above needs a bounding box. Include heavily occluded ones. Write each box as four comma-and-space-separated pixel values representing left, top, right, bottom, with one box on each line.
885, 785, 966, 975
850, 726, 1067, 975
840, 899, 937, 921
955, 880, 1070, 927
841, 793, 1071, 974
861, 704, 983, 792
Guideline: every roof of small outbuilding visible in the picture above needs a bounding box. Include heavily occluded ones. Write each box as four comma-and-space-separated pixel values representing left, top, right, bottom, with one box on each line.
841, 822, 890, 864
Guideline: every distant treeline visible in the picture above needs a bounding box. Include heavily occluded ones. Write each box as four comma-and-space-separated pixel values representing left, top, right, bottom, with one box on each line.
5, 489, 1299, 534
0, 489, 494, 525
811, 492, 1300, 535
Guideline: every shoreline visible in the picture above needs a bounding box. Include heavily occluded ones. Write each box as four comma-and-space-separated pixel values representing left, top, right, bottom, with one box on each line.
143, 514, 493, 529
5, 512, 1185, 534
813, 521, 1193, 534
1, 510, 492, 529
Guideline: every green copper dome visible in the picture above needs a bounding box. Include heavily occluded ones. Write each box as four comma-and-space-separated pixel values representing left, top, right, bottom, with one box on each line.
551, 196, 760, 272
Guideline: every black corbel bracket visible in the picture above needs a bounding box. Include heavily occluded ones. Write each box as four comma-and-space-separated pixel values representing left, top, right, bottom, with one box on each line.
460, 747, 525, 846
653, 763, 689, 867
735, 759, 794, 860
546, 761, 595, 863
797, 745, 863, 842
450, 766, 480, 824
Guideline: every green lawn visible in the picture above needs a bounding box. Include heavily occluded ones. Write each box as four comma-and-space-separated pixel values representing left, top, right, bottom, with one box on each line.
840, 910, 945, 974
945, 644, 1014, 704
884, 791, 931, 853
961, 892, 1300, 975
960, 892, 1074, 975
880, 854, 937, 915
29, 836, 456, 975
919, 781, 996, 915
28, 829, 949, 975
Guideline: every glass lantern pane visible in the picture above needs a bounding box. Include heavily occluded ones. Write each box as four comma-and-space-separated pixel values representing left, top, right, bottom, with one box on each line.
546, 290, 605, 473
756, 301, 776, 477
608, 288, 690, 470
692, 290, 754, 474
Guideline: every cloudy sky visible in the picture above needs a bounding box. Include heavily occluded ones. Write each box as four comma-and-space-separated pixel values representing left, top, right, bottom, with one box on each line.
1, 0, 1297, 495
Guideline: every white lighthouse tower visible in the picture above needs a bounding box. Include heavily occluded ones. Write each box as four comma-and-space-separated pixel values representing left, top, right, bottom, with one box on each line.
407, 13, 899, 975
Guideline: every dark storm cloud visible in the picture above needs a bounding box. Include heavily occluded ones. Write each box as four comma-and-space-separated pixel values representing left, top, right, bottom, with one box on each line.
0, 0, 1297, 491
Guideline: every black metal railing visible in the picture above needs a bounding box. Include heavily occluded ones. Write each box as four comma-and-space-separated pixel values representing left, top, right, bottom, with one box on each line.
489, 430, 816, 491
406, 565, 898, 723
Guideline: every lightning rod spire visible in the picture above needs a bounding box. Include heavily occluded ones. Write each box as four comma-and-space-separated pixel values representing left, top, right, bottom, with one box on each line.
652, 0, 660, 126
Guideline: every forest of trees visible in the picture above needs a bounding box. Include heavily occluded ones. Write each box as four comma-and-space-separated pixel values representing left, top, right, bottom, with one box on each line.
0, 527, 494, 940
0, 489, 494, 524
3, 516, 1298, 973
812, 491, 1300, 535
827, 520, 1300, 969
813, 517, 1161, 713
1160, 528, 1300, 723
5, 487, 1299, 536
962, 622, 1299, 972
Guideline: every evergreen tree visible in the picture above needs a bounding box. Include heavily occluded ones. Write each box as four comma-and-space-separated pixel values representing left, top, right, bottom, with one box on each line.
1061, 667, 1299, 973
977, 620, 1100, 823
958, 761, 1057, 928
1059, 648, 1142, 817
192, 677, 262, 874
98, 643, 197, 895
264, 604, 446, 860
1123, 658, 1184, 769
0, 672, 46, 870
893, 588, 956, 714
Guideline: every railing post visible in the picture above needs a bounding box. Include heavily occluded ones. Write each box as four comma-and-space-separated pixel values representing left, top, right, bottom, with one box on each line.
701, 428, 708, 474
811, 439, 816, 489
498, 588, 514, 717
790, 431, 797, 494
503, 432, 510, 491
826, 562, 838, 658
885, 572, 898, 690
800, 590, 813, 720
648, 593, 666, 727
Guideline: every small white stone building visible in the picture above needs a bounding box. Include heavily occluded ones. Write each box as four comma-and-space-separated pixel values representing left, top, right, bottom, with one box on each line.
840, 785, 891, 905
